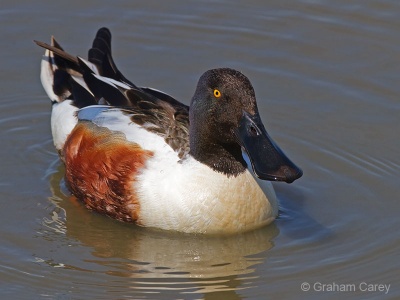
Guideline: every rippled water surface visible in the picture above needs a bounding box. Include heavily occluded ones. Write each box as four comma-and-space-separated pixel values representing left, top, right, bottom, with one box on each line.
1, 1, 399, 299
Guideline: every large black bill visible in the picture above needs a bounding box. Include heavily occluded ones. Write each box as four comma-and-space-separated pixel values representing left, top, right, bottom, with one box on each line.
235, 111, 303, 183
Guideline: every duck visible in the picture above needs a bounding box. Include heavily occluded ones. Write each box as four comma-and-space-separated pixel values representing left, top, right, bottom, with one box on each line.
35, 27, 302, 234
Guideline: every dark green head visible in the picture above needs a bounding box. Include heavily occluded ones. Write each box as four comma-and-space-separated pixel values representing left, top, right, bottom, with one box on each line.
189, 68, 302, 183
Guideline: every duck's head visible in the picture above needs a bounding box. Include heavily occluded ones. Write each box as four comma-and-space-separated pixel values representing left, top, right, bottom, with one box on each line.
189, 68, 302, 183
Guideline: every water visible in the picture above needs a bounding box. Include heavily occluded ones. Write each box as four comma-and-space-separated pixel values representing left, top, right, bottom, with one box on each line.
1, 1, 399, 299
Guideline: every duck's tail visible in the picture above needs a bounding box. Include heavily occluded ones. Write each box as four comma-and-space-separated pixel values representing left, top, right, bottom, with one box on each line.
36, 28, 138, 151
35, 27, 136, 108
35, 28, 187, 151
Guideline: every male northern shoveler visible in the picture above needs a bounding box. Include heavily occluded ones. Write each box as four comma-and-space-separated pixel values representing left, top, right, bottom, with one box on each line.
35, 28, 302, 234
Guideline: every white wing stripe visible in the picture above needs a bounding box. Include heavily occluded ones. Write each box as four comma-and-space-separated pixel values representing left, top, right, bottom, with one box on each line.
93, 74, 132, 90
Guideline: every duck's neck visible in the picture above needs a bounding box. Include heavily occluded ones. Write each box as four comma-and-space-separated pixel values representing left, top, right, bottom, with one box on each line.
188, 131, 247, 177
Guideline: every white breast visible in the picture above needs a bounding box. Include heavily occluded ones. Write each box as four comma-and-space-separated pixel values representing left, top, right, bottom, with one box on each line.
135, 155, 278, 234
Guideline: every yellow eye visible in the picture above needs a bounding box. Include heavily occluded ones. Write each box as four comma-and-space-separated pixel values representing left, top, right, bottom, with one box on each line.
213, 89, 221, 98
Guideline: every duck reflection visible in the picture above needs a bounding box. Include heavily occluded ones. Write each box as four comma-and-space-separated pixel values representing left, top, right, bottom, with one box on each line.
45, 163, 279, 298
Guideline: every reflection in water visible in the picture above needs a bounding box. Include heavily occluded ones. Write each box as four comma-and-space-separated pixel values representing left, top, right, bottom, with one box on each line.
41, 163, 279, 298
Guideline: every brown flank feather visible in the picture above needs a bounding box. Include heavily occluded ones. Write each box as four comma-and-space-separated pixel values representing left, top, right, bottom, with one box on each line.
62, 121, 153, 224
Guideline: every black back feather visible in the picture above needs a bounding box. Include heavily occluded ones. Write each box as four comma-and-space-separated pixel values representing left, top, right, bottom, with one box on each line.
88, 27, 136, 87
